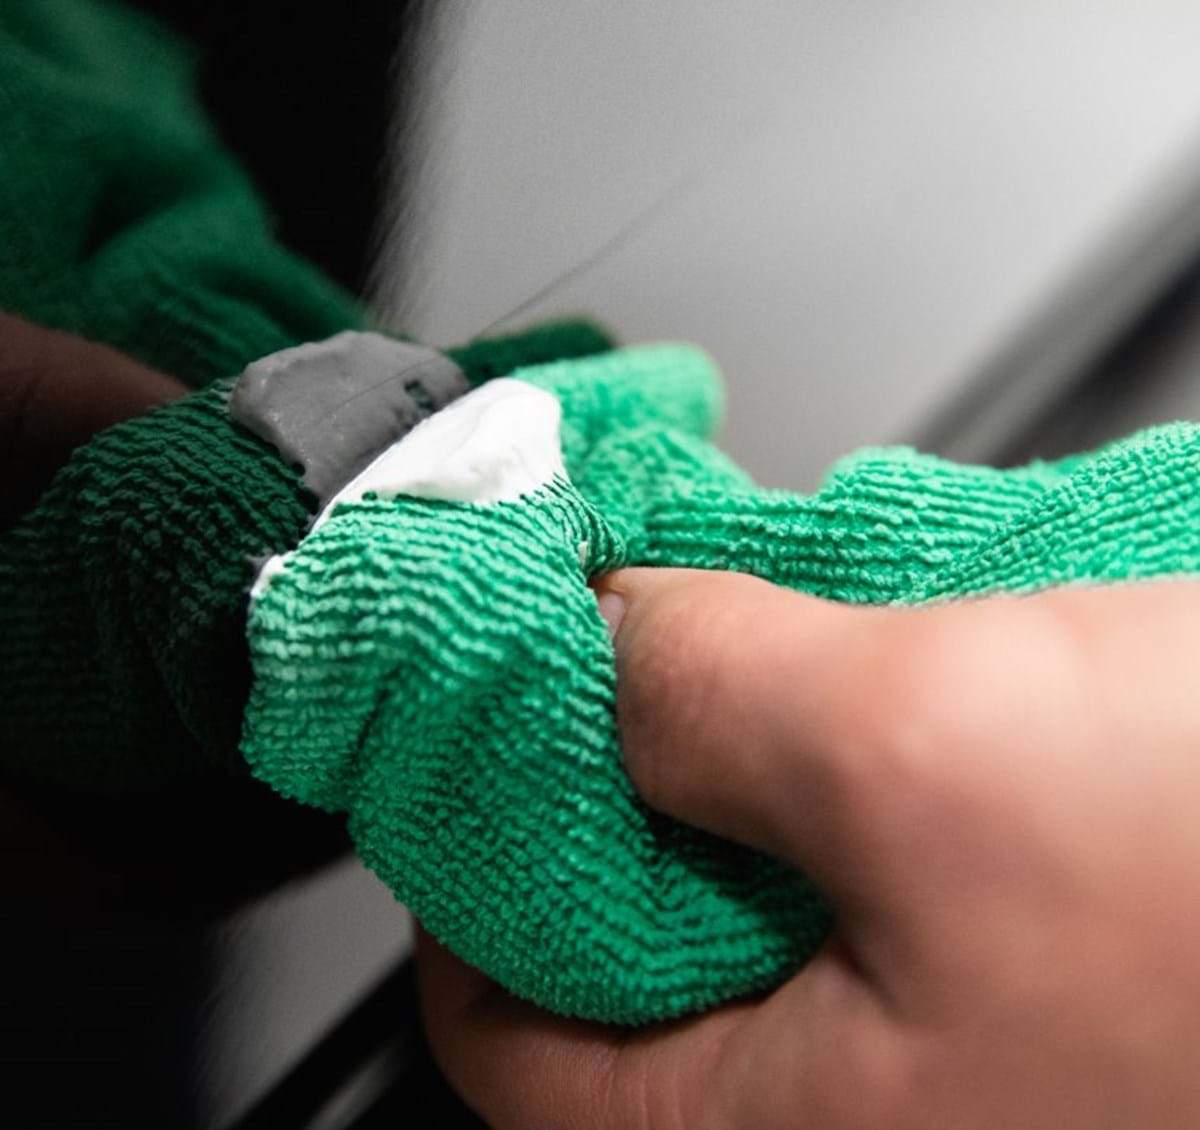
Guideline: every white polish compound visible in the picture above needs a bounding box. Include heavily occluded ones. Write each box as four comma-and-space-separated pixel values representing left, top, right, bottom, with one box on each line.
250, 379, 565, 600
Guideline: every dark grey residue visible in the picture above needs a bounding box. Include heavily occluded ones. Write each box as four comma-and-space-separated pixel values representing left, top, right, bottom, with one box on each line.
228, 332, 468, 504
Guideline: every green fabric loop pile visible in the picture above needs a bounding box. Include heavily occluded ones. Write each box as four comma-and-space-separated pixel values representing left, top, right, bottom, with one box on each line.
0, 320, 611, 791
0, 0, 611, 789
244, 342, 1200, 1023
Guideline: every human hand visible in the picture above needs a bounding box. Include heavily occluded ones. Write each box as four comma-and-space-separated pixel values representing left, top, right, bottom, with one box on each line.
420, 567, 1200, 1128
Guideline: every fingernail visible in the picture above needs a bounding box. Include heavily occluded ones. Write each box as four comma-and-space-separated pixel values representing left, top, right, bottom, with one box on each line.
595, 589, 626, 641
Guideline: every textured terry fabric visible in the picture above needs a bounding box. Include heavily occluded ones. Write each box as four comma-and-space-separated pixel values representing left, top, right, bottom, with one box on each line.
0, 320, 613, 792
0, 0, 363, 387
0, 0, 359, 787
0, 0, 614, 789
243, 343, 1200, 1025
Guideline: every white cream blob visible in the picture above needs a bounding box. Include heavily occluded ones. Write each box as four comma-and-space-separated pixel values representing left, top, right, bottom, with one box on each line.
250, 379, 565, 600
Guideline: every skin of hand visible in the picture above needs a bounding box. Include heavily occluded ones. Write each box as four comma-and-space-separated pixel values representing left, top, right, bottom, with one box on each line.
0, 311, 187, 528
419, 566, 1200, 1129
0, 312, 348, 917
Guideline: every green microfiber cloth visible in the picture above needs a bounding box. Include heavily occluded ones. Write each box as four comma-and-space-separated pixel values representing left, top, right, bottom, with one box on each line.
8, 0, 1200, 1030
238, 342, 1200, 1024
0, 0, 611, 790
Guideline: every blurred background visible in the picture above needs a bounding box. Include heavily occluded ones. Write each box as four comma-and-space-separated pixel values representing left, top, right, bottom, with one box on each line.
378, 0, 1200, 485
20, 1, 1200, 1126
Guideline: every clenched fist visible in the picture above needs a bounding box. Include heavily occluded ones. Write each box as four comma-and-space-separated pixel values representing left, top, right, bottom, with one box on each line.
421, 568, 1200, 1128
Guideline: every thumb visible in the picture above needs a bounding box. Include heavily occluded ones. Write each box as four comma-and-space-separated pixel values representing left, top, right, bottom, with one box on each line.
0, 313, 185, 529
596, 567, 933, 919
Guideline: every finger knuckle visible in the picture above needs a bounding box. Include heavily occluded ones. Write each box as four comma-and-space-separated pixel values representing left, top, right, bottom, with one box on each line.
848, 609, 995, 824
602, 1045, 688, 1130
